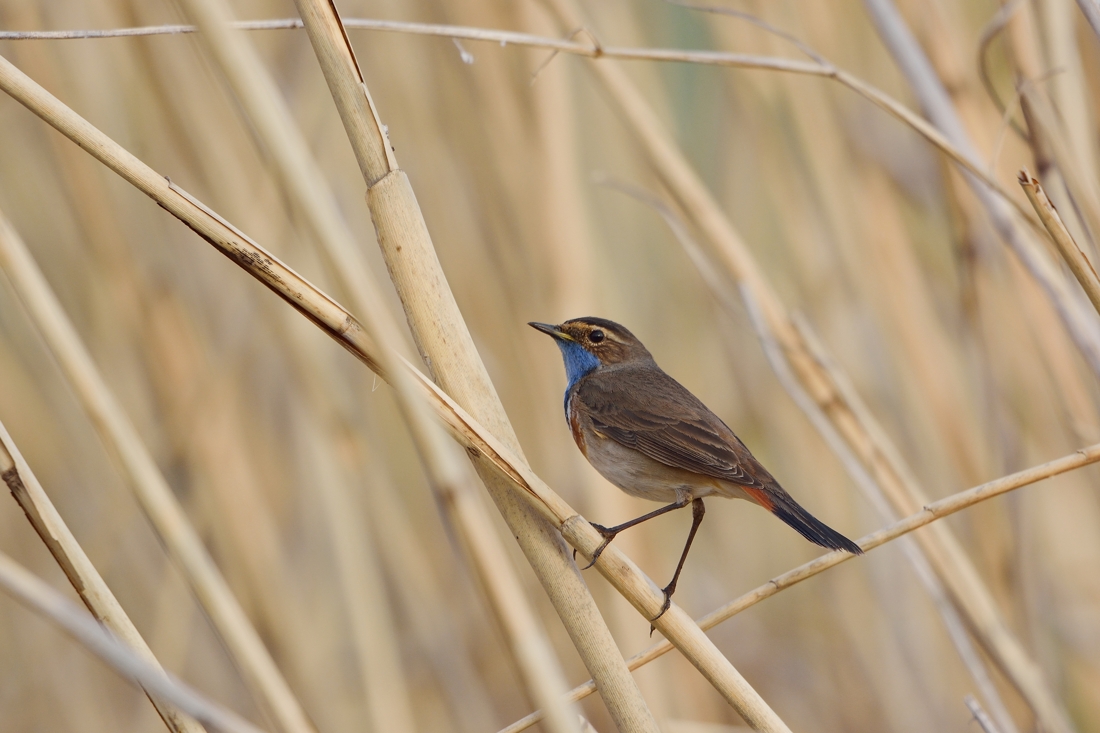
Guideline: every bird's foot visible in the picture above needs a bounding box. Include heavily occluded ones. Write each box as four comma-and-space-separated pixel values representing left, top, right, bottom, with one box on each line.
580, 523, 617, 570
648, 587, 674, 636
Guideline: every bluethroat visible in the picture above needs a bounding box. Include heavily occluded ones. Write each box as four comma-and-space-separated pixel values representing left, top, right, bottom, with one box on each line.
531, 317, 862, 619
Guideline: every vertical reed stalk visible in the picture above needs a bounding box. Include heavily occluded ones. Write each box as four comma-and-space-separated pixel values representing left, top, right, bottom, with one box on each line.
0, 550, 264, 733
286, 3, 662, 732
173, 1, 582, 730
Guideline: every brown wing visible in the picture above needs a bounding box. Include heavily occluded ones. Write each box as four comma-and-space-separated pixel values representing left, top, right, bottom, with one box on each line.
574, 364, 773, 489
576, 364, 865, 555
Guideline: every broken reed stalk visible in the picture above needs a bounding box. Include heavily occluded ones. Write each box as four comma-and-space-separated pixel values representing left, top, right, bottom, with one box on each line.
0, 550, 265, 733
1019, 89, 1100, 249
172, 1, 576, 731
0, 412, 204, 733
0, 51, 791, 733
538, 0, 1076, 728
0, 199, 316, 733
1019, 170, 1100, 316
499, 441, 1100, 733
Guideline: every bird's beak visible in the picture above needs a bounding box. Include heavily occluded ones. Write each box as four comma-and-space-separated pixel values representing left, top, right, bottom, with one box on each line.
528, 321, 574, 342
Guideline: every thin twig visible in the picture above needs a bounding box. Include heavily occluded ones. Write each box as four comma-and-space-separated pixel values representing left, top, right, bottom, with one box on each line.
966, 695, 1005, 733
0, 17, 1044, 233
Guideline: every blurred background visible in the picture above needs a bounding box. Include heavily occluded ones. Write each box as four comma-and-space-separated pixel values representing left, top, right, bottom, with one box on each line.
1, 0, 1099, 731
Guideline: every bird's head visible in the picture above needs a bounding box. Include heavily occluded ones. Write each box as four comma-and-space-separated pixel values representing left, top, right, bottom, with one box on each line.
529, 317, 652, 387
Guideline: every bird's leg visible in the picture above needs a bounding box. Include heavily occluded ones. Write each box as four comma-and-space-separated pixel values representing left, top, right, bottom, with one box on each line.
651, 498, 705, 628
580, 497, 690, 570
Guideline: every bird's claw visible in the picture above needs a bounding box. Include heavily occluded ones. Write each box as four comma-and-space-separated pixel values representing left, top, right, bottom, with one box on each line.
649, 588, 673, 636
580, 523, 615, 570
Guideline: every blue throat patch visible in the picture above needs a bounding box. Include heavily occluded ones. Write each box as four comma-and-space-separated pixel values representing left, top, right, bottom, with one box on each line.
555, 339, 600, 411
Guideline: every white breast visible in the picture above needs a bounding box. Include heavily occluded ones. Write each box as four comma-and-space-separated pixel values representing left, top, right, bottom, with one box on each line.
581, 428, 721, 503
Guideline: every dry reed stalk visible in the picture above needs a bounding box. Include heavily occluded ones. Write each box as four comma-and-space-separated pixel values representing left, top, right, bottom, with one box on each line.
739, 33, 988, 483
173, 2, 582, 730
286, 4, 659, 733
0, 550, 265, 733
859, 9, 1093, 728
535, 1, 1078, 729
0, 410, 203, 733
0, 91, 317, 733
745, 298, 1017, 733
259, 316, 424, 729
0, 50, 791, 733
109, 28, 377, 713
1003, 11, 1082, 256
971, 5, 1100, 446
290, 2, 795, 728
1020, 171, 1100, 315
498, 441, 1100, 733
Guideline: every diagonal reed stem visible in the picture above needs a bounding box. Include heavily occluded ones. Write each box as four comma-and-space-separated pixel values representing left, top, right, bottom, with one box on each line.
0, 49, 789, 733
0, 191, 316, 733
0, 405, 205, 733
0, 549, 265, 733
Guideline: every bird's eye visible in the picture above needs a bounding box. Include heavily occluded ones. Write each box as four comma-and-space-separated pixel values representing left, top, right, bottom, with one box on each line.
589, 330, 605, 343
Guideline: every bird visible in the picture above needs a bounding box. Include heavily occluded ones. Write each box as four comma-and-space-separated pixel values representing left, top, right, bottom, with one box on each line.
530, 317, 863, 620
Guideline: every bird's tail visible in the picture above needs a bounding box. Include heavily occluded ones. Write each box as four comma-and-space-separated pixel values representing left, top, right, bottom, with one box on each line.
743, 484, 863, 555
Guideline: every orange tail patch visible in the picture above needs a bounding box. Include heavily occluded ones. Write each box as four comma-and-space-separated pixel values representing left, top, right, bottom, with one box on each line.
742, 485, 776, 512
